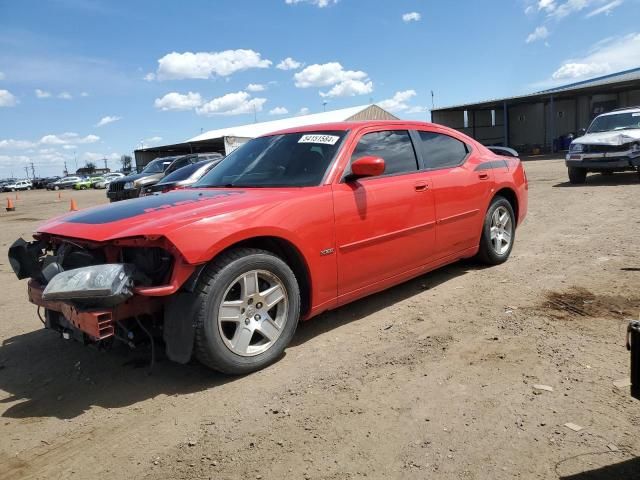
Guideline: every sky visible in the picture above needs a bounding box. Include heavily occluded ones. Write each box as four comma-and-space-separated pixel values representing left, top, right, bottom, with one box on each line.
0, 0, 639, 178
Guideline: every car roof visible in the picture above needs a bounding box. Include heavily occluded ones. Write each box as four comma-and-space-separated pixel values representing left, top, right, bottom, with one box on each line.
600, 107, 640, 116
265, 120, 440, 137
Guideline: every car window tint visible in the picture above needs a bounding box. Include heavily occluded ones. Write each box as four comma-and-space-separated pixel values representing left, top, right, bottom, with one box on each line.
351, 130, 418, 175
418, 131, 468, 169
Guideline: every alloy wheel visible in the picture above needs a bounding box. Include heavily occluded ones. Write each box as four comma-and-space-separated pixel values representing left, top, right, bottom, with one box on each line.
217, 269, 289, 357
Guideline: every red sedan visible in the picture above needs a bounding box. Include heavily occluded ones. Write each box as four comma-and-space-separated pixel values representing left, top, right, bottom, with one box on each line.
9, 121, 528, 374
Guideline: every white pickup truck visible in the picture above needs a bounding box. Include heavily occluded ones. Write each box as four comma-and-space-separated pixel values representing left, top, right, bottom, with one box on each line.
565, 106, 640, 184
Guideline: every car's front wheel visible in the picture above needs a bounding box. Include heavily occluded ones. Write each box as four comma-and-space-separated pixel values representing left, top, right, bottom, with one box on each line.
194, 248, 300, 374
477, 196, 515, 265
568, 166, 587, 184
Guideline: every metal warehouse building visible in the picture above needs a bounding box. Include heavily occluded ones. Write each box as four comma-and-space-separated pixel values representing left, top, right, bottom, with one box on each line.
431, 67, 640, 154
134, 104, 397, 170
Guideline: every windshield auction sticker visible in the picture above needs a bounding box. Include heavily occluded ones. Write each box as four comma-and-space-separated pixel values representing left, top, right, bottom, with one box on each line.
298, 134, 340, 145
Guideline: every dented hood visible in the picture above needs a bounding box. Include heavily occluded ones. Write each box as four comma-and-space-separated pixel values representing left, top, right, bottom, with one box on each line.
575, 129, 640, 146
35, 188, 296, 243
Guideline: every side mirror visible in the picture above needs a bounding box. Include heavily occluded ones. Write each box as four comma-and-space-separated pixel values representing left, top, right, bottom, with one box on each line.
349, 156, 385, 179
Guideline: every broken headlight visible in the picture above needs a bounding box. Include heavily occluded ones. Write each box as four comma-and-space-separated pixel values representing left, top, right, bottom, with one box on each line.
42, 264, 136, 306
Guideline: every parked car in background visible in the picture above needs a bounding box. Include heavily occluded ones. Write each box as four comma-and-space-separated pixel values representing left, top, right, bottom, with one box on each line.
73, 176, 104, 190
0, 179, 16, 190
9, 121, 527, 374
32, 177, 57, 189
46, 176, 82, 190
94, 172, 125, 189
3, 179, 32, 191
107, 153, 223, 202
566, 106, 640, 184
142, 158, 223, 195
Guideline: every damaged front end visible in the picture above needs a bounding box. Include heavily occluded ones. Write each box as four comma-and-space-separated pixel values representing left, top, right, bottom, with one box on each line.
8, 234, 200, 362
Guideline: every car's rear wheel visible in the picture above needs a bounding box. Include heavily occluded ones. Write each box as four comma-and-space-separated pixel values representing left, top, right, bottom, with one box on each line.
477, 196, 515, 265
194, 248, 300, 374
568, 166, 587, 184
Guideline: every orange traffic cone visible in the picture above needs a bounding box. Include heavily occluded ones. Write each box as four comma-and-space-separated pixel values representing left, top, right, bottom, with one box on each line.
6, 197, 15, 212
69, 198, 78, 211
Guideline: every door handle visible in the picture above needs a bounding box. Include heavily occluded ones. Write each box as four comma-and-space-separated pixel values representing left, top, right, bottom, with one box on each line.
478, 173, 490, 180
414, 182, 429, 192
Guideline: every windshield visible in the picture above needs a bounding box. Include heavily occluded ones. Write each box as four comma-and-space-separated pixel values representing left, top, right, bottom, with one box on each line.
142, 158, 172, 174
195, 131, 346, 188
587, 112, 640, 133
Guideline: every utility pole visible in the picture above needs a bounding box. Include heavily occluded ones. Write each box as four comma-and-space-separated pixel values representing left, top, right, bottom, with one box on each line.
24, 166, 30, 179
322, 100, 328, 112
64, 161, 68, 176
73, 150, 77, 172
103, 158, 108, 170
30, 162, 35, 178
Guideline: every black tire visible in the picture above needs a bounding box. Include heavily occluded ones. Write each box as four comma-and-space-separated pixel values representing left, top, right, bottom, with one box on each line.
476, 196, 516, 265
194, 248, 301, 375
568, 166, 587, 184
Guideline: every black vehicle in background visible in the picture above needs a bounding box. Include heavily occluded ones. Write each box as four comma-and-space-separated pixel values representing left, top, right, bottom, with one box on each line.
629, 321, 640, 400
107, 153, 223, 202
33, 176, 60, 189
142, 158, 222, 195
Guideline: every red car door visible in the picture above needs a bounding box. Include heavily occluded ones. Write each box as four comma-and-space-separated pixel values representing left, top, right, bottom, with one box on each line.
414, 128, 494, 259
332, 129, 436, 299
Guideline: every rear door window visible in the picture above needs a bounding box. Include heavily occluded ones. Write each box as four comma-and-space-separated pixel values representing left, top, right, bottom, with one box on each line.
417, 131, 469, 170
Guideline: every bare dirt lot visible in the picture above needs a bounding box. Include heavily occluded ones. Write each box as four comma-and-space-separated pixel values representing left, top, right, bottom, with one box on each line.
1, 160, 639, 480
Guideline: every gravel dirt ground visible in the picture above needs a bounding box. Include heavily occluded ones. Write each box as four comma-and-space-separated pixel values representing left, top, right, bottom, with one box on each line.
0, 159, 639, 480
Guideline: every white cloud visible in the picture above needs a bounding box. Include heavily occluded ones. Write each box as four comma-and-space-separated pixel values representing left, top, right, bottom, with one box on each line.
537, 0, 625, 19
538, 0, 556, 11
35, 89, 51, 98
39, 132, 100, 145
58, 91, 73, 100
552, 62, 610, 79
586, 0, 623, 17
156, 49, 271, 80
269, 106, 289, 115
285, 0, 338, 7
320, 79, 373, 98
297, 107, 310, 115
144, 136, 163, 144
402, 12, 421, 22
143, 72, 156, 81
0, 90, 18, 107
0, 139, 36, 149
95, 115, 122, 127
525, 5, 535, 13
294, 62, 369, 88
154, 91, 203, 111
196, 91, 267, 116
276, 57, 303, 70
247, 83, 266, 92
550, 32, 640, 80
526, 26, 549, 43
80, 92, 89, 97
0, 71, 4, 80
378, 90, 417, 112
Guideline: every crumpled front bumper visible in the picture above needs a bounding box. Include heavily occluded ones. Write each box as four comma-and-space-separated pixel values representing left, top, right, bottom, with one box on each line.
565, 151, 640, 169
28, 279, 164, 340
